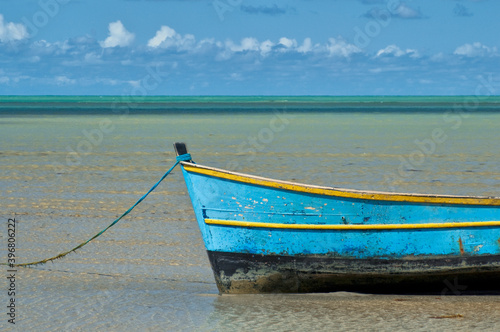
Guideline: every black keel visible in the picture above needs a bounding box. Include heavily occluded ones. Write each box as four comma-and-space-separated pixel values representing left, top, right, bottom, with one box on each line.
207, 251, 500, 294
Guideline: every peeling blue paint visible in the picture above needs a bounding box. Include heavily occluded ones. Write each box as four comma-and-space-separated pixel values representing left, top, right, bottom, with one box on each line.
181, 166, 500, 260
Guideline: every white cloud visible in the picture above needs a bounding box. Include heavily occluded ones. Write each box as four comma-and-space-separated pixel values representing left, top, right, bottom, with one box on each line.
326, 38, 362, 57
234, 37, 260, 52
146, 29, 365, 61
29, 39, 74, 58
216, 35, 363, 59
453, 42, 498, 57
278, 37, 297, 49
393, 3, 422, 19
259, 40, 274, 56
100, 21, 135, 48
147, 25, 195, 50
0, 14, 28, 42
297, 38, 313, 53
376, 45, 420, 58
196, 38, 219, 52
127, 79, 141, 88
376, 45, 404, 57
148, 26, 175, 48
219, 37, 278, 58
430, 52, 445, 62
55, 75, 76, 85
222, 36, 314, 56
222, 37, 260, 57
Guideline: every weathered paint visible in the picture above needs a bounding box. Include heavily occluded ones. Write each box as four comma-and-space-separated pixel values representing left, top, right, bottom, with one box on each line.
207, 251, 500, 294
179, 161, 500, 294
458, 237, 465, 256
182, 163, 500, 206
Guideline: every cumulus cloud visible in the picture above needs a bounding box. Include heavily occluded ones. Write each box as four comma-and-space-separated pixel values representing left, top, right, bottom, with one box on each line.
278, 37, 297, 50
392, 3, 423, 19
55, 75, 76, 85
154, 32, 363, 60
221, 37, 282, 58
0, 14, 28, 42
228, 37, 260, 52
376, 45, 420, 58
297, 38, 313, 53
326, 38, 362, 57
100, 21, 135, 48
215, 36, 327, 58
147, 25, 195, 50
259, 39, 274, 56
454, 42, 497, 57
148, 26, 175, 48
363, 2, 423, 20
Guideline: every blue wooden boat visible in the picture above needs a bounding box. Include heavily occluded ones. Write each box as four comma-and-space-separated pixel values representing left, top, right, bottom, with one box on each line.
174, 143, 500, 294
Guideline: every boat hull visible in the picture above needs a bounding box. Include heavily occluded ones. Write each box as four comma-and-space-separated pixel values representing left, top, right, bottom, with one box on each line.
178, 160, 500, 294
207, 251, 500, 294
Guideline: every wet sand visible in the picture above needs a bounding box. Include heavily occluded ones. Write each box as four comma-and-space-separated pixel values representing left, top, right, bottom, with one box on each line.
1, 111, 500, 331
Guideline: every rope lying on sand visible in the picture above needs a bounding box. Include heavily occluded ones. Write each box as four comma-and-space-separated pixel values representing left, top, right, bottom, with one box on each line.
2, 153, 192, 267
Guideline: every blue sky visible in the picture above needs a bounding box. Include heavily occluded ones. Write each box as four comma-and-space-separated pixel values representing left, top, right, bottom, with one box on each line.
0, 0, 499, 95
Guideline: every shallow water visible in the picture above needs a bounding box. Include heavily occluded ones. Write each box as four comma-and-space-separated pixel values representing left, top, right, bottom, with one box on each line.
1, 106, 500, 331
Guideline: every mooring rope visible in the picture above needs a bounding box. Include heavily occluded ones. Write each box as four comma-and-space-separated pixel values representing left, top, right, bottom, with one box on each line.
3, 153, 192, 267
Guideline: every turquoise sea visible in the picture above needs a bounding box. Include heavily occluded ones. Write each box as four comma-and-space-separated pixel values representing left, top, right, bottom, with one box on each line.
1, 96, 500, 331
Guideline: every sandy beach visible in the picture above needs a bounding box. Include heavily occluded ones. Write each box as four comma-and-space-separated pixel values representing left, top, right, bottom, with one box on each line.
2, 105, 500, 331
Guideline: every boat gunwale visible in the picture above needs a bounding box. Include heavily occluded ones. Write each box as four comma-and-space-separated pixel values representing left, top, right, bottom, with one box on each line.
180, 161, 500, 206
204, 218, 500, 230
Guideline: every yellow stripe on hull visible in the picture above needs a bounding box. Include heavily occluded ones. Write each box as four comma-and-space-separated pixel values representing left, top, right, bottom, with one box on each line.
182, 163, 500, 206
205, 218, 500, 230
